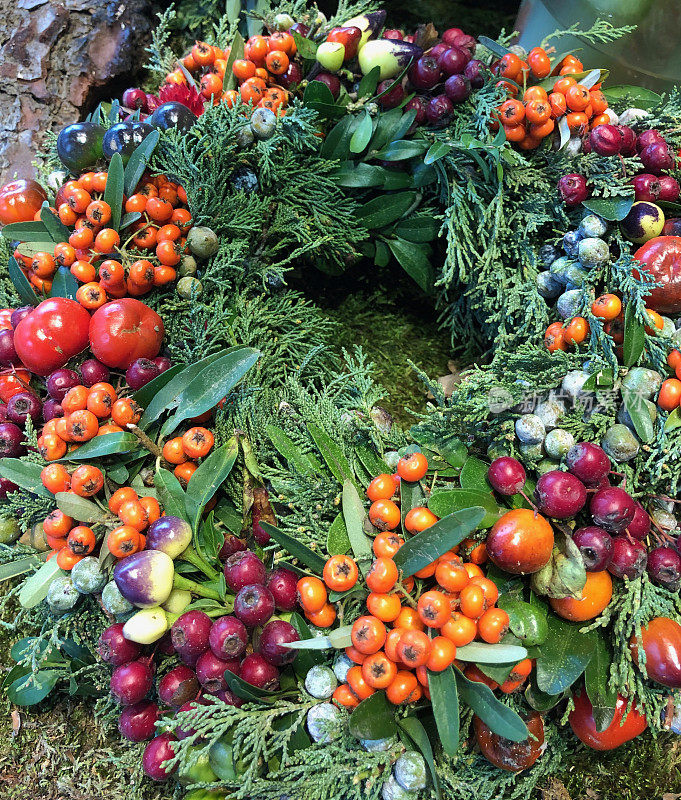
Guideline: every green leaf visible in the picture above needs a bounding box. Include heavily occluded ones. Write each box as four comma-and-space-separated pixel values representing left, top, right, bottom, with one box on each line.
372, 139, 427, 161
356, 192, 417, 230
1, 220, 52, 242
196, 513, 225, 563
16, 241, 59, 258
50, 266, 79, 300
327, 513, 351, 556
354, 445, 389, 479
497, 596, 549, 647
223, 670, 282, 704
120, 211, 141, 230
357, 65, 381, 98
349, 111, 374, 154
306, 423, 356, 488
428, 667, 459, 756
525, 677, 566, 712
424, 141, 454, 165
154, 468, 189, 523
582, 368, 614, 392
8, 256, 38, 305
584, 634, 617, 732
55, 492, 110, 524
266, 425, 319, 476
455, 670, 528, 742
397, 717, 442, 800
58, 432, 138, 461
602, 85, 662, 111
341, 480, 373, 574
622, 302, 645, 367
665, 407, 681, 432
289, 612, 324, 676
132, 362, 185, 408
621, 387, 654, 443
223, 30, 245, 90
19, 558, 62, 609
370, 108, 416, 152
40, 203, 71, 242
459, 457, 490, 491
456, 642, 528, 664
333, 163, 386, 188
400, 479, 424, 536
0, 554, 47, 582
394, 216, 440, 243
291, 29, 318, 60
103, 152, 124, 231
159, 347, 260, 437
535, 616, 595, 695
348, 691, 397, 740
320, 115, 357, 161
185, 437, 239, 528
303, 80, 336, 110
123, 129, 161, 196
428, 489, 500, 529
393, 507, 486, 577
582, 194, 634, 222
258, 522, 326, 574
0, 459, 52, 497
477, 35, 512, 58
388, 238, 434, 293
8, 669, 61, 706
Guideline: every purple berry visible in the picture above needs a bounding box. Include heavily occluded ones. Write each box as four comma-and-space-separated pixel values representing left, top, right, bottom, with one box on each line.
573, 526, 613, 571
627, 502, 651, 540
142, 733, 177, 781
441, 28, 464, 47
444, 75, 471, 104
0, 329, 19, 367
590, 487, 636, 533
0, 476, 18, 499
234, 583, 275, 628
636, 129, 665, 152
404, 96, 427, 126
426, 94, 454, 127
110, 660, 154, 705
257, 620, 300, 666
409, 55, 441, 90
376, 79, 405, 110
0, 422, 25, 458
558, 174, 589, 206
209, 615, 248, 659
589, 124, 622, 156
157, 665, 199, 707
566, 442, 611, 486
266, 567, 298, 611
278, 62, 303, 90
647, 546, 681, 591
240, 653, 280, 690
118, 700, 159, 741
97, 622, 142, 666
122, 87, 148, 111
608, 537, 647, 580
464, 59, 485, 89
79, 358, 110, 387
171, 610, 212, 658
640, 141, 674, 175
617, 125, 637, 156
195, 649, 240, 694
42, 399, 63, 422
215, 688, 244, 707
313, 72, 341, 99
218, 534, 247, 561
452, 33, 476, 52
535, 470, 587, 518
126, 358, 161, 390
46, 368, 80, 401
10, 306, 33, 329
153, 355, 172, 373
488, 456, 526, 495
223, 550, 266, 592
438, 46, 470, 76
658, 175, 680, 202
630, 173, 661, 202
7, 391, 42, 426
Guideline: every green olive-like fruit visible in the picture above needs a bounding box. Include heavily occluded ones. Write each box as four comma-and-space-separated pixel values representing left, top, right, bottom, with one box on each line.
47, 575, 81, 614
71, 556, 107, 594
602, 424, 640, 462
176, 276, 203, 299
250, 107, 277, 140
187, 226, 219, 259
0, 517, 20, 544
544, 428, 575, 459
57, 122, 105, 175
621, 367, 663, 399
177, 254, 198, 277
102, 580, 134, 615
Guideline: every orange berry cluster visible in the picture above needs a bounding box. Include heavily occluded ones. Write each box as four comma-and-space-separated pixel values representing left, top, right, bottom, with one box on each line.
38, 382, 142, 461
494, 49, 610, 150
297, 452, 534, 710
161, 426, 215, 487
166, 41, 230, 102
15, 172, 192, 307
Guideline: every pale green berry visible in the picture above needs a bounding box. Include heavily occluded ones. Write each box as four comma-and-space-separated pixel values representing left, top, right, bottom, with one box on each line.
394, 751, 427, 791
102, 580, 134, 615
307, 703, 340, 743
515, 414, 545, 445
305, 665, 337, 699
544, 428, 575, 459
47, 576, 81, 614
71, 557, 106, 594
602, 424, 640, 462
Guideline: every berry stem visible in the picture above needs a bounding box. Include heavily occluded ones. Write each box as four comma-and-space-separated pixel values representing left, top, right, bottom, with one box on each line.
126, 423, 163, 459
179, 545, 220, 580
172, 574, 223, 601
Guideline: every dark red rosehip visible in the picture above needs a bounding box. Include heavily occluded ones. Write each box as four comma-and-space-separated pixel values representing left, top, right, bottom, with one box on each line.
122, 88, 148, 111
46, 368, 80, 401
252, 513, 270, 547
218, 534, 247, 561
10, 306, 33, 329
565, 442, 611, 486
608, 536, 647, 580
240, 653, 280, 690
636, 129, 665, 152
426, 94, 455, 127
617, 125, 637, 156
174, 699, 204, 740
630, 173, 661, 202
289, 22, 309, 37
98, 622, 142, 666
234, 583, 275, 628
215, 688, 244, 707
157, 665, 200, 707
573, 526, 613, 571
488, 456, 526, 495
444, 75, 471, 104
376, 79, 405, 110
0, 476, 17, 499
125, 357, 161, 390
79, 358, 110, 387
663, 217, 681, 236
209, 615, 248, 659
441, 28, 464, 47
142, 733, 177, 781
590, 487, 636, 533
648, 546, 681, 591
558, 174, 589, 206
118, 700, 159, 741
42, 399, 64, 421
153, 355, 172, 373
658, 175, 680, 202
464, 59, 485, 89
257, 619, 300, 666
404, 96, 428, 126
640, 142, 674, 175
409, 55, 442, 90
535, 470, 587, 518
0, 422, 24, 458
627, 502, 651, 540
278, 62, 303, 89
171, 610, 212, 657
195, 649, 240, 694
589, 124, 622, 156
438, 46, 470, 76
0, 329, 19, 367
266, 567, 298, 611
429, 43, 449, 59
7, 391, 41, 426
383, 29, 404, 40
223, 550, 266, 592
110, 659, 154, 705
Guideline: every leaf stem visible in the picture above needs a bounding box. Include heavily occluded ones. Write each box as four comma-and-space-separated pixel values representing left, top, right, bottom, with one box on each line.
126, 424, 163, 459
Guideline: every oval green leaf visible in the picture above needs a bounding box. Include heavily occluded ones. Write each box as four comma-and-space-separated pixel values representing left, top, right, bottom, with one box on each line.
185, 437, 239, 528
427, 666, 459, 756
348, 691, 397, 740
258, 522, 326, 575
455, 670, 528, 742
428, 489, 500, 528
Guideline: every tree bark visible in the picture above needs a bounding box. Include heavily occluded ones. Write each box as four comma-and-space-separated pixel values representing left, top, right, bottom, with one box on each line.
0, 0, 155, 184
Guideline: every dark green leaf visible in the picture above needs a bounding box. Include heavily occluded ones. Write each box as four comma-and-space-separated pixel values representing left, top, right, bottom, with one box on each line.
16, 241, 58, 258
185, 437, 239, 528
50, 266, 79, 300
103, 152, 124, 231
303, 80, 336, 113
393, 507, 486, 577
388, 238, 434, 293
585, 634, 617, 731
8, 256, 38, 305
222, 30, 245, 92
259, 522, 326, 574
196, 513, 225, 563
525, 677, 566, 712
358, 66, 381, 98
333, 163, 387, 188
602, 85, 662, 111
397, 717, 442, 800
8, 669, 61, 706
428, 489, 500, 529
623, 302, 645, 367
497, 596, 549, 647
382, 172, 416, 190
372, 139, 427, 161
320, 115, 357, 161
354, 445, 389, 478
477, 35, 512, 57
132, 362, 185, 408
327, 513, 351, 556
57, 432, 138, 461
455, 670, 528, 742
428, 667, 460, 756
120, 211, 142, 230
424, 141, 454, 165
582, 368, 614, 392
291, 30, 318, 60
155, 468, 189, 523
621, 387, 654, 443
356, 192, 417, 230
306, 424, 356, 488
289, 612, 324, 675
40, 203, 71, 242
370, 108, 416, 152
1, 220, 52, 242
224, 670, 282, 703
394, 216, 440, 243
350, 111, 374, 154
536, 616, 595, 695
159, 347, 260, 437
266, 425, 320, 476
348, 691, 397, 740
582, 194, 634, 222
665, 407, 681, 432
19, 558, 62, 609
459, 457, 490, 491
342, 480, 373, 573
0, 459, 52, 497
